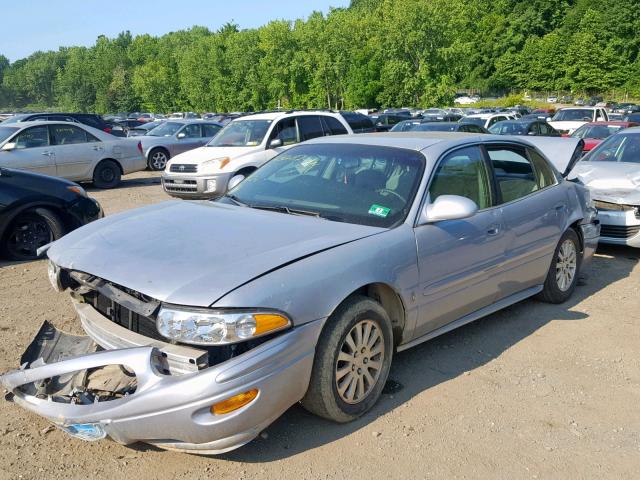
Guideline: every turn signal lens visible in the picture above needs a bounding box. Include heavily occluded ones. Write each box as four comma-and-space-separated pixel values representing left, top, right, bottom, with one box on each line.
67, 185, 87, 197
219, 157, 230, 169
211, 389, 259, 415
254, 314, 290, 335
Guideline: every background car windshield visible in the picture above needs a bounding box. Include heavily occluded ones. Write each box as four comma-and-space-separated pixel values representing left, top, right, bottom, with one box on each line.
572, 124, 622, 139
461, 118, 485, 126
489, 122, 527, 134
553, 110, 591, 121
0, 126, 19, 143
584, 133, 640, 164
415, 123, 454, 132
147, 122, 182, 137
208, 120, 271, 147
227, 143, 425, 228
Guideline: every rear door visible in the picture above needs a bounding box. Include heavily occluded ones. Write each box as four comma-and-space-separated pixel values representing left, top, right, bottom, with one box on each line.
413, 145, 505, 338
49, 124, 103, 181
484, 143, 565, 298
0, 126, 56, 175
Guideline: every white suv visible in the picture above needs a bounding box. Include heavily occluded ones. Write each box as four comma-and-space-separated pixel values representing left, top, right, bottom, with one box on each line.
162, 111, 353, 199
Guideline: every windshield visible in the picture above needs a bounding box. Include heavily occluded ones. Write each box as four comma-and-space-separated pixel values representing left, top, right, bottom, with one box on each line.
552, 109, 593, 122
0, 126, 19, 143
208, 120, 271, 147
460, 118, 485, 127
147, 122, 183, 137
571, 124, 623, 140
489, 122, 527, 135
583, 133, 640, 164
224, 143, 425, 228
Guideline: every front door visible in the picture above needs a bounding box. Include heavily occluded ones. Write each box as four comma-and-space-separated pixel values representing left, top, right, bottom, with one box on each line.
413, 145, 505, 339
0, 125, 56, 176
174, 124, 204, 155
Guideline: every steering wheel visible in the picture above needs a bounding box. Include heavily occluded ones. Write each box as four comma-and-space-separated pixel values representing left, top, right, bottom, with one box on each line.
376, 188, 406, 203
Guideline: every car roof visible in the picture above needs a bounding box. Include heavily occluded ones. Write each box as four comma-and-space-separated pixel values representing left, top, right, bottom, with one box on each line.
305, 132, 493, 152
236, 111, 343, 121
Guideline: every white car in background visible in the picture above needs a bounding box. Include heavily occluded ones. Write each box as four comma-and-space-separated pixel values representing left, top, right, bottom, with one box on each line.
460, 113, 516, 130
0, 121, 145, 188
548, 107, 609, 135
162, 111, 353, 199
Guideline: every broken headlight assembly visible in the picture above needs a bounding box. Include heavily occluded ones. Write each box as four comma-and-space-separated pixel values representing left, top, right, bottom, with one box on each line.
156, 306, 290, 346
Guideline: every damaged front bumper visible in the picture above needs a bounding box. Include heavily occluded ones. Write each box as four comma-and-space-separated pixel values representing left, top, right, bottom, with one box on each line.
1, 308, 324, 454
593, 202, 640, 248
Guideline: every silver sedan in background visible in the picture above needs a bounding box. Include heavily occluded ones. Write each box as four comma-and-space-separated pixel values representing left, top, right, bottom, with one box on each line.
1, 133, 598, 455
139, 120, 222, 170
0, 121, 146, 188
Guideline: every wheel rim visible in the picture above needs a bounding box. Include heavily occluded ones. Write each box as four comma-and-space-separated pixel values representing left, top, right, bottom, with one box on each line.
335, 319, 385, 404
100, 166, 115, 183
555, 239, 577, 292
7, 217, 52, 258
151, 151, 167, 169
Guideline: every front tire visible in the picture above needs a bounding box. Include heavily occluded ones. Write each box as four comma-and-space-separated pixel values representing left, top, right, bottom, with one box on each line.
93, 160, 121, 189
148, 148, 169, 171
301, 295, 393, 423
537, 229, 581, 304
3, 210, 65, 261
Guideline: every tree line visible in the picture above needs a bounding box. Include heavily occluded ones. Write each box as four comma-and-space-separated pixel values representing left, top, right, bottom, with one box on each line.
0, 0, 638, 113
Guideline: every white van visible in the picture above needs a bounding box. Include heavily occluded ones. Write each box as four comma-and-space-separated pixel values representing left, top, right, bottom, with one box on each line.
162, 111, 353, 199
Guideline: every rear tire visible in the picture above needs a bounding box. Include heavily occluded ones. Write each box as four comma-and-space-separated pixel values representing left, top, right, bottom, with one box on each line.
537, 229, 581, 304
93, 160, 121, 189
148, 148, 169, 171
3, 209, 65, 261
301, 295, 393, 423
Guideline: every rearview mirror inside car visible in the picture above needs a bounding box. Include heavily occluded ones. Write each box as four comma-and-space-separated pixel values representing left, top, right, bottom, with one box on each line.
420, 195, 478, 224
1, 142, 16, 151
269, 138, 283, 149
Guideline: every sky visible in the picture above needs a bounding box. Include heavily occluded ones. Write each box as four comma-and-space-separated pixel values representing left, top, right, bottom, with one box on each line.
0, 0, 350, 62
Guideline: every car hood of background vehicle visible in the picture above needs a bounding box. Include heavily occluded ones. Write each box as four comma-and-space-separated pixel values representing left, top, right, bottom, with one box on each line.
47, 201, 385, 307
548, 120, 587, 132
571, 161, 640, 204
169, 146, 259, 165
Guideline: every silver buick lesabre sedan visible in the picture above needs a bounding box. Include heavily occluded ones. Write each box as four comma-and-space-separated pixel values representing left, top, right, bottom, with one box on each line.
1, 133, 599, 454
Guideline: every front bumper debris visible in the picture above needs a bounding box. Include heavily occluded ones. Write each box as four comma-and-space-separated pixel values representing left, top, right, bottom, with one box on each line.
1, 316, 324, 454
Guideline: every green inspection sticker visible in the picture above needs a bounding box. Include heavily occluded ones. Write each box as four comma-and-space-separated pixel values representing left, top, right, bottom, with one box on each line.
368, 204, 391, 218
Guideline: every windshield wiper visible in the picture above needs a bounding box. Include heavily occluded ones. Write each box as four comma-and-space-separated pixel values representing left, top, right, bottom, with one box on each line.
249, 204, 322, 218
225, 194, 248, 206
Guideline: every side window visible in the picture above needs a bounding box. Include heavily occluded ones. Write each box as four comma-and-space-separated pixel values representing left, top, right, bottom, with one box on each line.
270, 118, 298, 145
528, 149, 558, 189
202, 124, 220, 137
180, 124, 201, 138
50, 125, 88, 145
429, 146, 492, 209
297, 116, 325, 141
13, 126, 49, 149
321, 116, 348, 136
529, 123, 540, 135
487, 146, 539, 204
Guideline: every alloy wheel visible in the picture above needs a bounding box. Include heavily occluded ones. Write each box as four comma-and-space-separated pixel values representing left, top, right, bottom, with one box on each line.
151, 151, 168, 170
335, 319, 385, 404
555, 239, 577, 292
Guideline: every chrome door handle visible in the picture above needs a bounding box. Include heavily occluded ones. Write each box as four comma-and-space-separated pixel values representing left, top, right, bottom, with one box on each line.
41, 151, 52, 156
487, 225, 500, 236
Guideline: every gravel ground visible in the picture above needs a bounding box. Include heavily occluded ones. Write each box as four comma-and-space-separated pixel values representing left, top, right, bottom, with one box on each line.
0, 171, 639, 479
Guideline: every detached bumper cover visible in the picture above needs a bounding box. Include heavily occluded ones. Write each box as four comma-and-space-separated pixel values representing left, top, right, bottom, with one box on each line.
1, 317, 324, 454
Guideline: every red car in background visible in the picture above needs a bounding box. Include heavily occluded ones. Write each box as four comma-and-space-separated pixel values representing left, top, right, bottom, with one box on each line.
569, 121, 640, 153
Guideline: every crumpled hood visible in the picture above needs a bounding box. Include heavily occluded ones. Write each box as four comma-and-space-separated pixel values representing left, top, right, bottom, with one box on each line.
169, 146, 259, 165
47, 201, 384, 307
548, 121, 587, 133
570, 161, 640, 205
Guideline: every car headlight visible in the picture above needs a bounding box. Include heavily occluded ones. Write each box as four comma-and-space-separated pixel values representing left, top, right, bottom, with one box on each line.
156, 306, 290, 345
202, 157, 230, 170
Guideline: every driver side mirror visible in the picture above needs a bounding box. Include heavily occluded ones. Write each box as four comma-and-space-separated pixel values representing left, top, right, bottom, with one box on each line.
420, 195, 478, 224
2, 142, 15, 152
269, 138, 283, 149
177, 132, 186, 139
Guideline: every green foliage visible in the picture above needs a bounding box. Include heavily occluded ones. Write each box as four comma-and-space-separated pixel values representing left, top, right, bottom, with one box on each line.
0, 0, 638, 112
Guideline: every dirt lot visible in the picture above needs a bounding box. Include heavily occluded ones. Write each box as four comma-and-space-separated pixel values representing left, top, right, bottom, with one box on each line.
0, 171, 639, 479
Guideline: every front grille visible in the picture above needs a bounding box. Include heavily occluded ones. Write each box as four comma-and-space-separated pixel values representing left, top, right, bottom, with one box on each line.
163, 178, 198, 193
600, 224, 640, 239
87, 290, 165, 342
170, 164, 198, 173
